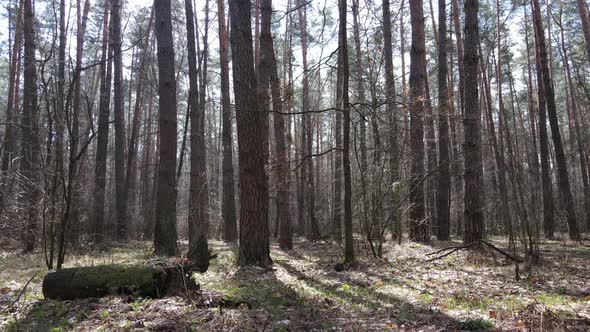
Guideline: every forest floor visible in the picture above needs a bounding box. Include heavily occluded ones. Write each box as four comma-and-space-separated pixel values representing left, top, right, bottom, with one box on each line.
0, 236, 589, 331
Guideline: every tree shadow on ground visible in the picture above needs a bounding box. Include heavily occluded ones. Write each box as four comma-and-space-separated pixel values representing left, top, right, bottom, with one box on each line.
273, 258, 463, 330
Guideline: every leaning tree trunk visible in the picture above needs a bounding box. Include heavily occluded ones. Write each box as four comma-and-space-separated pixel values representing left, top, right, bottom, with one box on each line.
531, 0, 580, 240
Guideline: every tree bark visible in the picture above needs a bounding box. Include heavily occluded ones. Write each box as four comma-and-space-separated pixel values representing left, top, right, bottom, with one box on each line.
124, 10, 153, 240
20, 0, 40, 252
556, 9, 590, 232
0, 0, 24, 212
463, 0, 485, 244
531, 0, 580, 240
436, 0, 450, 241
229, 0, 271, 267
42, 264, 199, 300
259, 0, 292, 250
297, 0, 319, 240
577, 0, 590, 64
409, 0, 428, 242
383, 0, 400, 241
92, 0, 112, 243
110, 0, 127, 241
218, 0, 238, 243
185, 0, 209, 271
339, 0, 354, 264
154, 0, 179, 256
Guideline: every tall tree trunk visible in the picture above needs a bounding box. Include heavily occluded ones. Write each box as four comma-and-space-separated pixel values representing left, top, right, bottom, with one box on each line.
124, 11, 153, 239
259, 0, 292, 250
577, 0, 590, 63
154, 0, 179, 256
0, 0, 24, 212
424, 73, 437, 236
334, 45, 343, 243
409, 0, 428, 242
112, 0, 127, 241
338, 0, 354, 264
141, 96, 154, 239
92, 1, 112, 243
67, 0, 91, 247
479, 44, 512, 247
436, 0, 450, 241
297, 0, 319, 240
495, 0, 515, 249
531, 0, 580, 240
556, 9, 590, 232
528, 8, 555, 239
383, 0, 400, 241
21, 0, 40, 252
185, 0, 209, 270
352, 0, 367, 186
218, 0, 237, 243
451, 0, 464, 235
524, 8, 542, 228
463, 0, 484, 244
229, 0, 271, 267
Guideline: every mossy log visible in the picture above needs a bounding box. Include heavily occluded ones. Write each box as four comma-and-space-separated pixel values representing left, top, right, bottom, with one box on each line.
42, 264, 197, 300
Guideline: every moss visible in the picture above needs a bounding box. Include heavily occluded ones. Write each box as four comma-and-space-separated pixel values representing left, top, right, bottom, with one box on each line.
69, 265, 157, 290
456, 318, 494, 330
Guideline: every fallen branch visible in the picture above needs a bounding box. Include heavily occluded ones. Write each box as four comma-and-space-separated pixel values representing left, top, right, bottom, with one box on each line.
425, 240, 524, 263
1, 271, 38, 314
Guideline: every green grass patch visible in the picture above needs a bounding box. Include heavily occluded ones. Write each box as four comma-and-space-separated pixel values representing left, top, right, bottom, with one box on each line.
442, 293, 493, 311
537, 293, 570, 306
417, 293, 434, 305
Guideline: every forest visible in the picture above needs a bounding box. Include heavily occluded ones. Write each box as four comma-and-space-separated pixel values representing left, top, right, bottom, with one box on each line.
0, 0, 589, 330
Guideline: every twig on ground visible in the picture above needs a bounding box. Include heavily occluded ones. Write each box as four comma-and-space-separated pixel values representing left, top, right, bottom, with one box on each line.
1, 271, 38, 315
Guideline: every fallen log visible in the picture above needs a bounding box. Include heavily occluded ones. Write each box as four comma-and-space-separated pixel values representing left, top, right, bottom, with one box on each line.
42, 263, 197, 300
